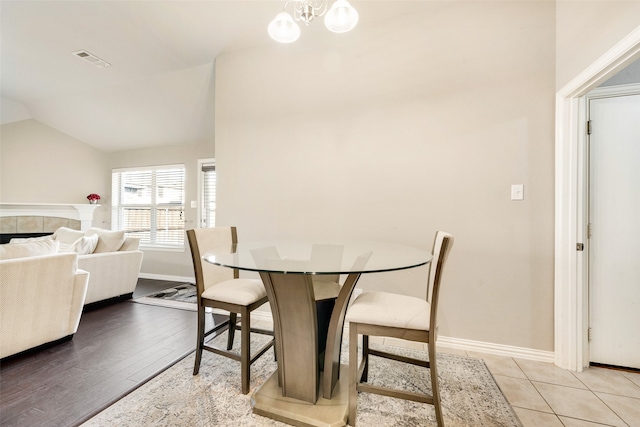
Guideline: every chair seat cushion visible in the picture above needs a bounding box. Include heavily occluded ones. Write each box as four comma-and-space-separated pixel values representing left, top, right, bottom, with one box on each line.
346, 291, 430, 331
202, 278, 267, 306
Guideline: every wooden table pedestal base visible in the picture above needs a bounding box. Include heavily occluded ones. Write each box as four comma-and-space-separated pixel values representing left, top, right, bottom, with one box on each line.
251, 365, 349, 427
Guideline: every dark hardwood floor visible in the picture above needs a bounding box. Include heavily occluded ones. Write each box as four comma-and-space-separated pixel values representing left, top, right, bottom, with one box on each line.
0, 279, 221, 427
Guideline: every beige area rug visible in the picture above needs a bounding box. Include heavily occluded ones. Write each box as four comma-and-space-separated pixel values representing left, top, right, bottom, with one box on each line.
82, 330, 522, 427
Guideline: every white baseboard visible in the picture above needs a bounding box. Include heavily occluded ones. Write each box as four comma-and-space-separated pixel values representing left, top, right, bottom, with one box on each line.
437, 335, 555, 363
139, 274, 555, 363
340, 324, 554, 363
206, 310, 555, 364
138, 272, 195, 283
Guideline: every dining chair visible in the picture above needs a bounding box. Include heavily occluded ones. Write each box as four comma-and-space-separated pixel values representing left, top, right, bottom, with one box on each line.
186, 227, 275, 394
345, 231, 454, 426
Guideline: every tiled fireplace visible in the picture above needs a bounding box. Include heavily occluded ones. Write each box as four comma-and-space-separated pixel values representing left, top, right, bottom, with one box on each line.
0, 203, 99, 243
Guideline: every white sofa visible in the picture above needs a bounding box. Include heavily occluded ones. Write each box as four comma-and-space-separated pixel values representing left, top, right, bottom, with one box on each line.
79, 236, 143, 305
0, 244, 89, 358
9, 227, 144, 306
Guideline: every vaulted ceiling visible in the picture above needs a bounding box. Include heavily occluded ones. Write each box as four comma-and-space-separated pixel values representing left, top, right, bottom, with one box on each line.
4, 2, 636, 154
0, 1, 285, 152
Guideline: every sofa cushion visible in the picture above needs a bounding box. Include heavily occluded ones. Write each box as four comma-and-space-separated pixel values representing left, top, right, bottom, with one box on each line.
85, 228, 126, 253
54, 227, 85, 244
0, 239, 60, 260
59, 234, 100, 255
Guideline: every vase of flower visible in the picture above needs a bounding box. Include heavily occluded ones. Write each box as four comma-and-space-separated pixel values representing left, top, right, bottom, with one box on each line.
87, 194, 101, 204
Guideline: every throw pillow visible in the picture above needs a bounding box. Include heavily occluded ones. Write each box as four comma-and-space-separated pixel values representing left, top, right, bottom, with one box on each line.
0, 239, 60, 260
76, 234, 100, 255
85, 228, 126, 253
9, 235, 53, 244
54, 227, 85, 244
118, 237, 140, 251
59, 234, 100, 255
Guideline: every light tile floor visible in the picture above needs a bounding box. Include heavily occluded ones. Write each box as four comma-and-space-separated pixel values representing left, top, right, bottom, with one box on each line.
393, 338, 640, 427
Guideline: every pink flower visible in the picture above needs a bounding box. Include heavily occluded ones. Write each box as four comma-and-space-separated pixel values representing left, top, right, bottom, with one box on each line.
87, 193, 101, 201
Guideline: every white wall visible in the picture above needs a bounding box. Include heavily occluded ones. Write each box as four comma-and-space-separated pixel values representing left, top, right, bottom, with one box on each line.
556, 0, 640, 89
1, 97, 32, 125
216, 1, 556, 351
0, 119, 111, 226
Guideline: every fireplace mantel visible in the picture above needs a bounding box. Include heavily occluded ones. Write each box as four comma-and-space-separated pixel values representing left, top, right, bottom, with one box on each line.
0, 202, 100, 231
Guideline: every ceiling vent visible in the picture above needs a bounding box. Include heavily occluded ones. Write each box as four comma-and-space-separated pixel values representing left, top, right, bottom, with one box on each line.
72, 50, 111, 68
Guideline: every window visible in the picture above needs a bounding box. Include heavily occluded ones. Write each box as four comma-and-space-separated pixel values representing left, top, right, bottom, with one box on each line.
112, 164, 186, 248
199, 159, 216, 228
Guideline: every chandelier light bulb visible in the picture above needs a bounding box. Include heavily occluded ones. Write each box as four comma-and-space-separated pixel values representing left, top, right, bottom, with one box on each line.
268, 12, 301, 43
324, 0, 358, 33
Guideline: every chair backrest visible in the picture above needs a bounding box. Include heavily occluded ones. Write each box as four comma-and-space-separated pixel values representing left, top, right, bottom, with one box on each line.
310, 244, 341, 283
186, 227, 239, 298
250, 244, 341, 284
426, 231, 454, 334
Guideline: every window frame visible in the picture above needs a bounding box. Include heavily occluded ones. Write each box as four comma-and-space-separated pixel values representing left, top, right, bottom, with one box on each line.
112, 164, 186, 250
197, 158, 216, 229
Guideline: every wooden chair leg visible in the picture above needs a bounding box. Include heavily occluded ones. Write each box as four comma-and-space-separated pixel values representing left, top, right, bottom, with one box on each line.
349, 323, 358, 426
362, 334, 369, 382
227, 312, 237, 351
193, 305, 206, 375
428, 341, 444, 427
240, 309, 251, 394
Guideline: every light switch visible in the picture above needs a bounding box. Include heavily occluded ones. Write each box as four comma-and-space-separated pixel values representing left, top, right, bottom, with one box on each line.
190, 200, 198, 208
511, 184, 524, 201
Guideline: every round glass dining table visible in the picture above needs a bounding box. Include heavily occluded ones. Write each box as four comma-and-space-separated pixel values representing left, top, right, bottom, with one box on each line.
205, 241, 430, 276
205, 241, 431, 427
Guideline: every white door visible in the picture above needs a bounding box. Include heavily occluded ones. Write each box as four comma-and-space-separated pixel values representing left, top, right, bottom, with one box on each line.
588, 91, 640, 369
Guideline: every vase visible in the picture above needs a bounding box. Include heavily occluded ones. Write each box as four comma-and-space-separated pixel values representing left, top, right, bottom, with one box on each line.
89, 200, 98, 204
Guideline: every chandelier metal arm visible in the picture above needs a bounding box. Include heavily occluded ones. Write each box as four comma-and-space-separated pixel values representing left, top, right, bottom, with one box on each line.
269, 0, 358, 43
283, 0, 328, 25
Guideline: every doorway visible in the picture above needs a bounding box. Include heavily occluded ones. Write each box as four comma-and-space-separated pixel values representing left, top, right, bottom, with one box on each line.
555, 27, 640, 372
587, 86, 640, 370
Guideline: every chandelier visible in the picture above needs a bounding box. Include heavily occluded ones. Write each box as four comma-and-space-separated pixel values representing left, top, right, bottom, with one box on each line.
268, 0, 359, 43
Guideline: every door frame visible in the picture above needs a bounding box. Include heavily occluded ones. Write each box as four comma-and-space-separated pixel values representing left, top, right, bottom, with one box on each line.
555, 26, 640, 371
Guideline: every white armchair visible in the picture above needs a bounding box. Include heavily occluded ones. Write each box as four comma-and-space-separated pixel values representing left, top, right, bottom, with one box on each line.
0, 253, 89, 358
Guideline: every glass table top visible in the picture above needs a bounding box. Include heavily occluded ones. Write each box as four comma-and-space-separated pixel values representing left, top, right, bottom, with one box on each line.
204, 241, 432, 275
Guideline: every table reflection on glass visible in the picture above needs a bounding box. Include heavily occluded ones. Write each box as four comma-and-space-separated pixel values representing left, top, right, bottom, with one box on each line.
205, 241, 431, 427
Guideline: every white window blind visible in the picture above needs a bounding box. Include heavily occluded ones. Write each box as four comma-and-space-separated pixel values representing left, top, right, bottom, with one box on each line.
112, 164, 185, 248
201, 161, 216, 228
